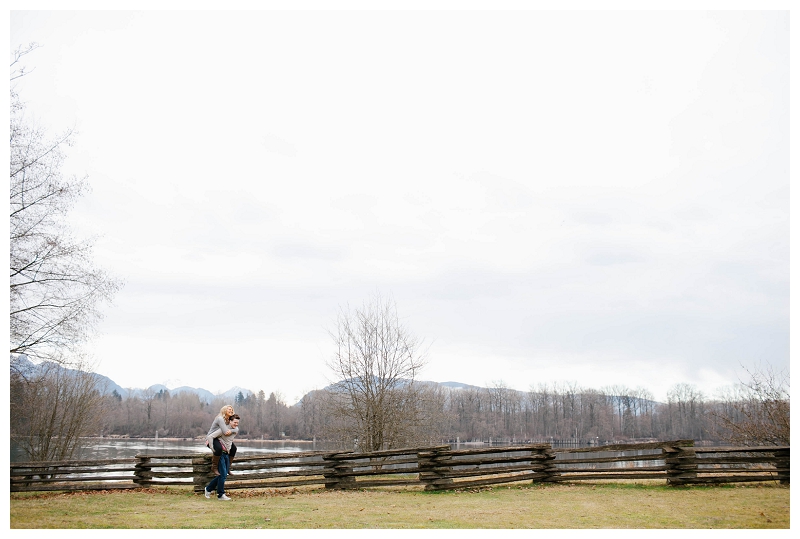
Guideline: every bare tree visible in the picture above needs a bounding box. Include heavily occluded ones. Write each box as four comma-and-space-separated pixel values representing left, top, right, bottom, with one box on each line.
10, 43, 40, 82
10, 44, 121, 364
159, 389, 171, 432
416, 382, 453, 443
298, 389, 324, 440
10, 355, 105, 461
141, 387, 156, 425
487, 380, 506, 435
580, 388, 605, 438
666, 383, 710, 440
633, 386, 656, 438
255, 389, 266, 434
528, 383, 553, 438
9, 44, 120, 462
325, 293, 429, 451
267, 391, 286, 438
713, 363, 789, 446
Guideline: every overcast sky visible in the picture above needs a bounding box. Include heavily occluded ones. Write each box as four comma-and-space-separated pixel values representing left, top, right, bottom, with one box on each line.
8, 6, 789, 404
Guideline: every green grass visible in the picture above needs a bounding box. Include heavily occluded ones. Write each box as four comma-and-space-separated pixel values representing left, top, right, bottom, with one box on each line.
10, 481, 789, 529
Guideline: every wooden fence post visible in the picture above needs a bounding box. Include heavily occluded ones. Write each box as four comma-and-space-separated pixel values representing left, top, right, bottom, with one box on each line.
532, 445, 559, 483
418, 445, 454, 491
775, 448, 789, 485
192, 455, 212, 493
665, 444, 697, 486
134, 456, 152, 488
322, 453, 356, 489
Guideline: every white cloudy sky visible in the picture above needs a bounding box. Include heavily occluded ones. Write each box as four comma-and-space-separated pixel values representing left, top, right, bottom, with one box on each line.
8, 4, 790, 404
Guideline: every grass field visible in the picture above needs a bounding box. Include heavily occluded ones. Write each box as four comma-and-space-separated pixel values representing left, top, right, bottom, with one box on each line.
10, 481, 789, 529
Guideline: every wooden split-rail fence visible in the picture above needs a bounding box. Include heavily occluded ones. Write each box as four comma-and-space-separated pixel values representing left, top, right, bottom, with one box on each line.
9, 440, 789, 493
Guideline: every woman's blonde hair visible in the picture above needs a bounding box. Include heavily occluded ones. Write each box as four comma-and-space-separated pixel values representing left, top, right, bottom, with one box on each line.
219, 405, 234, 424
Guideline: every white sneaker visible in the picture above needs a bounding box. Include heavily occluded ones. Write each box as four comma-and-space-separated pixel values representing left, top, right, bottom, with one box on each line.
204, 487, 211, 499
218, 494, 232, 501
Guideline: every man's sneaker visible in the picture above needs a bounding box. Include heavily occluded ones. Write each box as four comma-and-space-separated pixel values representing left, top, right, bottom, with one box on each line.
204, 487, 211, 499
218, 494, 232, 501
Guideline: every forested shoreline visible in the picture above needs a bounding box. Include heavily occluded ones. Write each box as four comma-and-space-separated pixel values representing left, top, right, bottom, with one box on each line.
94, 380, 772, 446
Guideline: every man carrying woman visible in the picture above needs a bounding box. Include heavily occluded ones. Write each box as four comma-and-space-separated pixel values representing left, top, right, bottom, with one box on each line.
204, 413, 240, 501
206, 404, 238, 476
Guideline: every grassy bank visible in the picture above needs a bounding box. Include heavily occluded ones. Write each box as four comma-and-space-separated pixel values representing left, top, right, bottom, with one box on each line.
10, 482, 789, 529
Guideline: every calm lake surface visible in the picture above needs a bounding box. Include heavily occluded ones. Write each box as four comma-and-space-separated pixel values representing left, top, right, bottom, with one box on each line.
10, 438, 332, 462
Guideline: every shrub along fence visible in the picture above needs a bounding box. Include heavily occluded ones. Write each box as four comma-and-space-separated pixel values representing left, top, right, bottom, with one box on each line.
9, 440, 789, 493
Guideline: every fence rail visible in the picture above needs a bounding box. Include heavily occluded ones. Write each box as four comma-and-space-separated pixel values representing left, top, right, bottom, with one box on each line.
9, 441, 789, 493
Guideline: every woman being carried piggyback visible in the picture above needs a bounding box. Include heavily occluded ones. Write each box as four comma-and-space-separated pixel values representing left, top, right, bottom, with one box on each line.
204, 414, 240, 501
206, 405, 238, 476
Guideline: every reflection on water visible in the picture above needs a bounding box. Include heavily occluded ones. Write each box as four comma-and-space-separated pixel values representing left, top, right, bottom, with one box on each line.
10, 438, 335, 462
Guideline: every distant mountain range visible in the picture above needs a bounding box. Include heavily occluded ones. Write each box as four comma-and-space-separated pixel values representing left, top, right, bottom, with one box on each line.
10, 355, 482, 407
10, 355, 252, 405
11, 355, 654, 408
